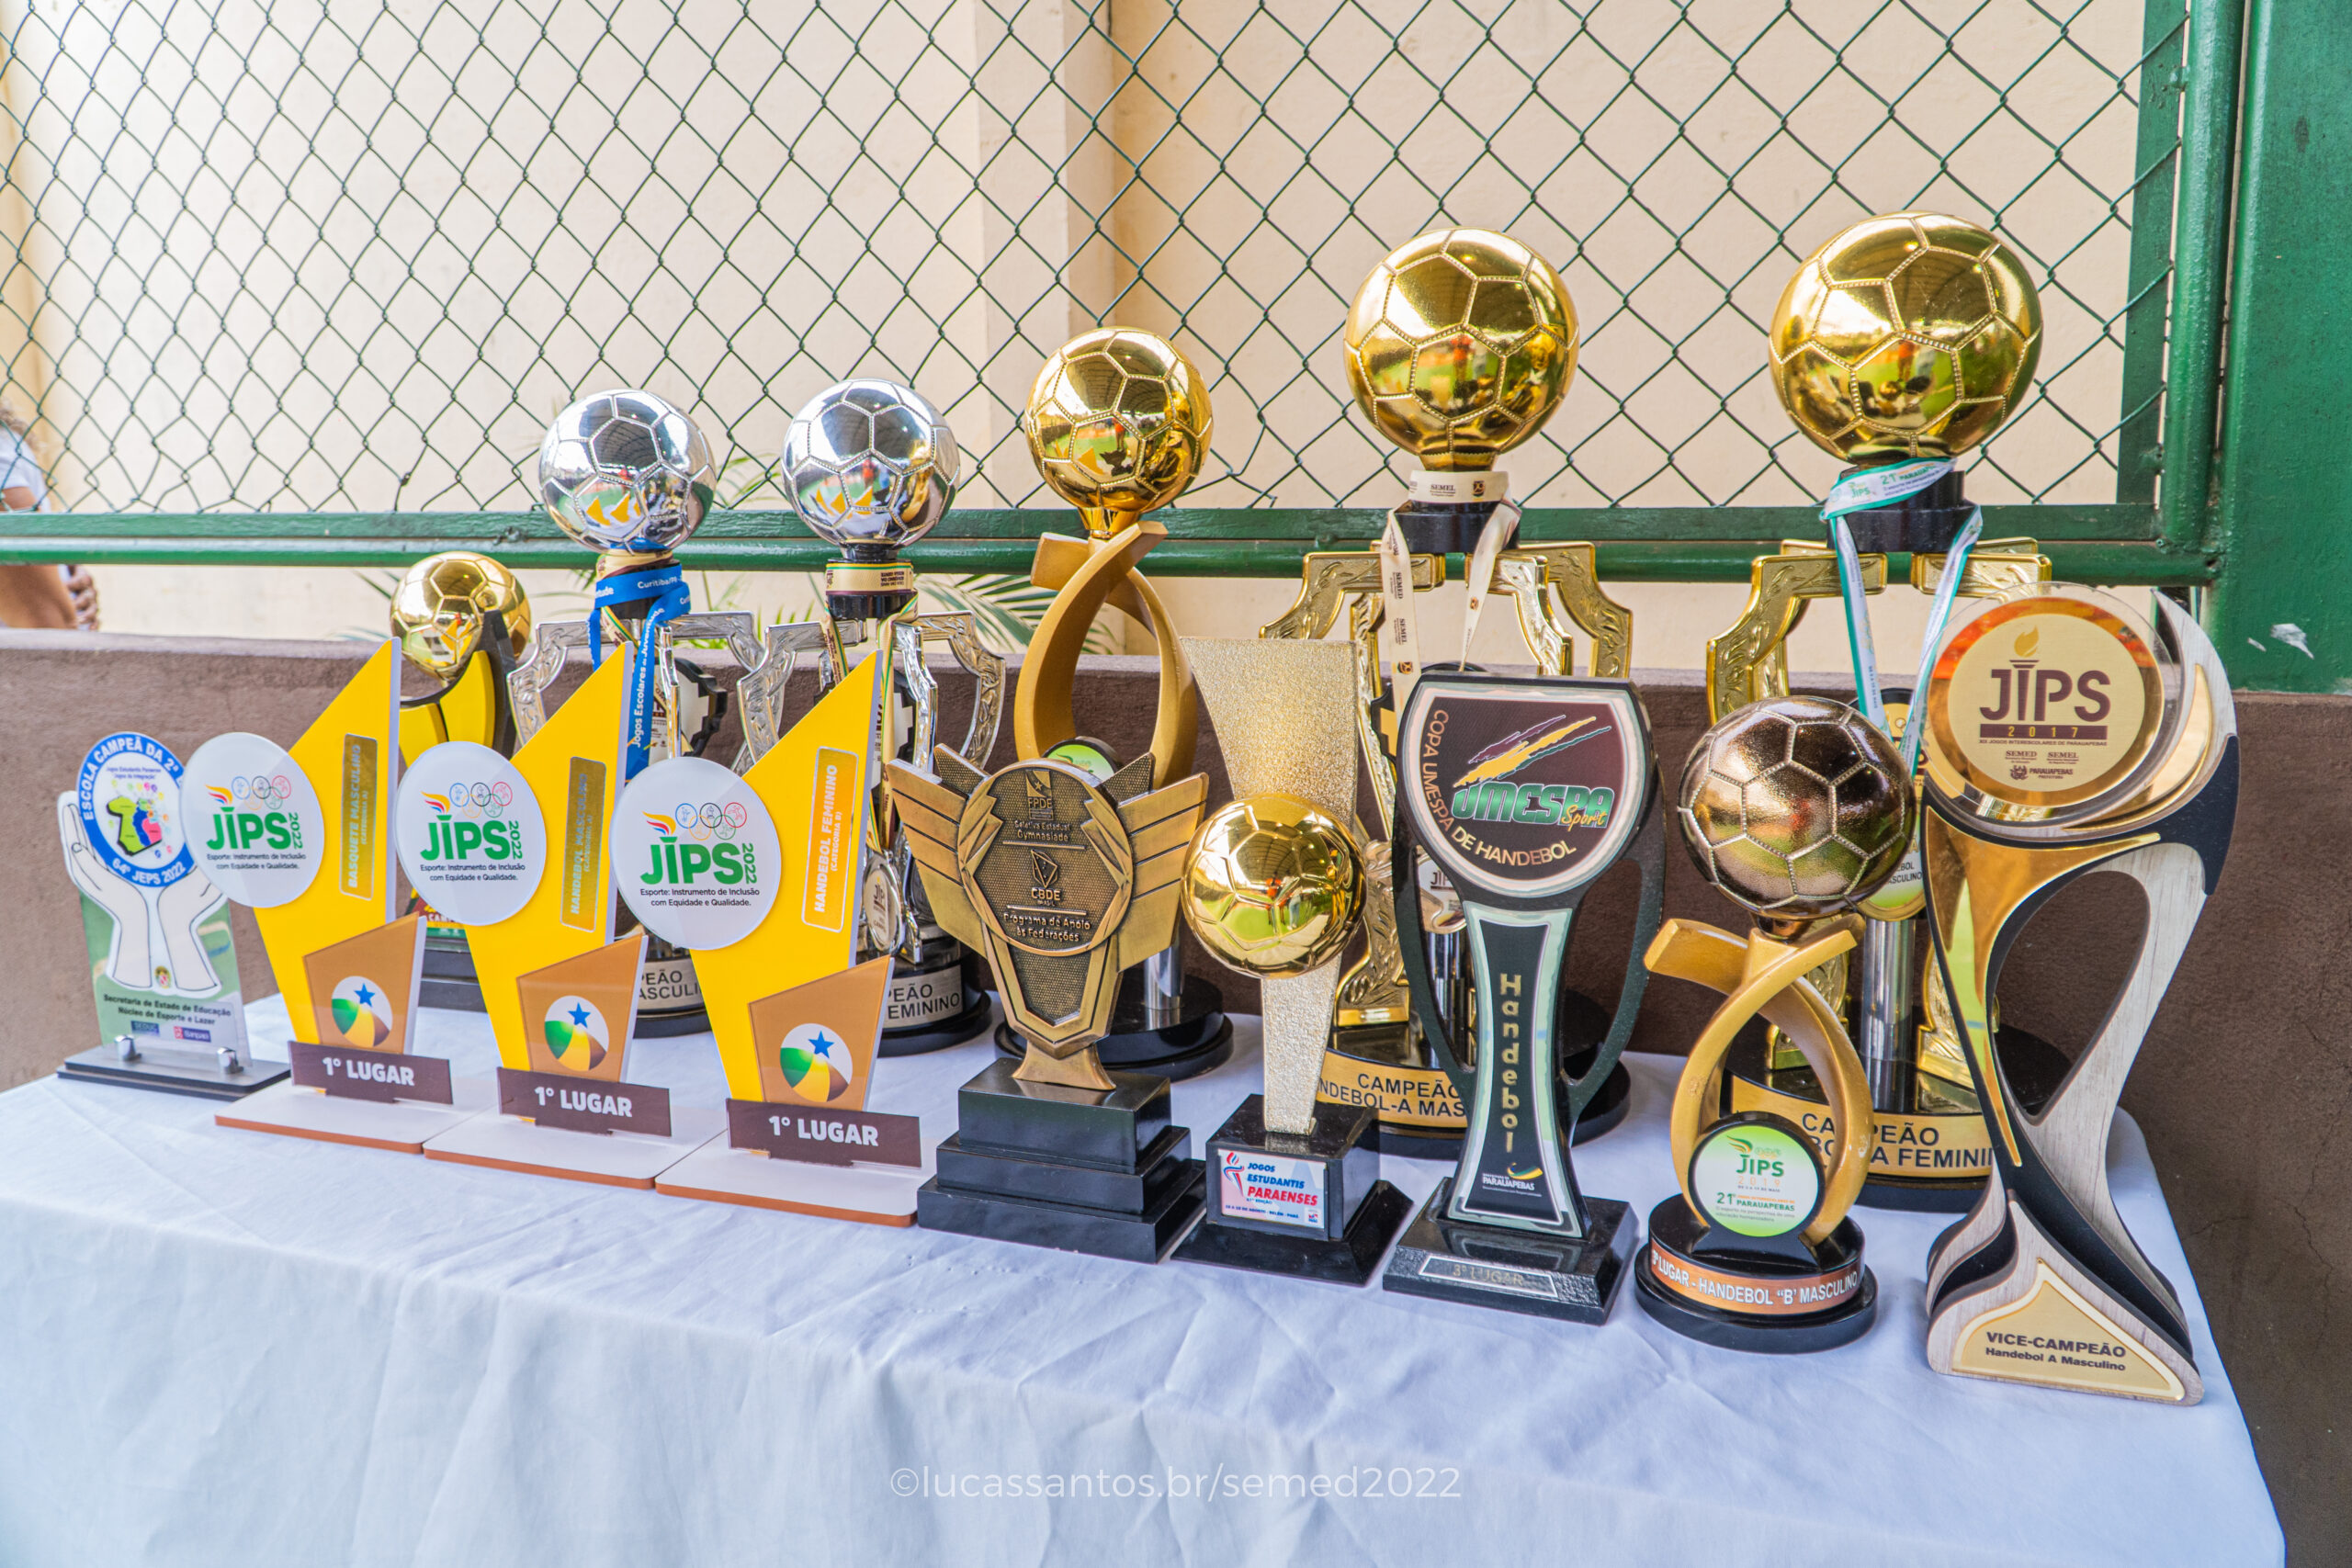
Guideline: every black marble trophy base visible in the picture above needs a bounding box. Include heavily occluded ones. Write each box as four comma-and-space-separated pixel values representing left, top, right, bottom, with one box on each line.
1634, 1196, 1878, 1354
418, 931, 485, 1012
915, 1058, 1206, 1263
1171, 1096, 1411, 1286
996, 971, 1233, 1080
1380, 1179, 1634, 1324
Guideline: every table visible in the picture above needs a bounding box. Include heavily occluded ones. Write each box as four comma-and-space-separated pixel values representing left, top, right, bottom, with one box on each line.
0, 1000, 2280, 1567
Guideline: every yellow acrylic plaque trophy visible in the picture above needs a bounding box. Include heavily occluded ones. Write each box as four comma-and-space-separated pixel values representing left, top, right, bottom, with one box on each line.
420, 649, 726, 1187
654, 649, 942, 1225
1263, 228, 1636, 1160
196, 645, 493, 1152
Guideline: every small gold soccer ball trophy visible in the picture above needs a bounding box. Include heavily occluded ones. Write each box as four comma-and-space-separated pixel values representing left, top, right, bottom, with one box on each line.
1264, 228, 1642, 1165
1710, 213, 2064, 1213
1167, 637, 1414, 1283
989, 329, 1236, 1079
1634, 695, 1913, 1350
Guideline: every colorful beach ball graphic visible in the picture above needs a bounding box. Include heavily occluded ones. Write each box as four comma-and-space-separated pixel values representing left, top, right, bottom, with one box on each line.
330, 976, 395, 1049
778, 1022, 854, 1103
542, 995, 610, 1073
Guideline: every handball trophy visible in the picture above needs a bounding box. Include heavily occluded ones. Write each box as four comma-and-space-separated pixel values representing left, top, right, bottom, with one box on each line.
1636, 695, 1914, 1350
1706, 213, 2064, 1211
1265, 228, 1636, 1162
783, 379, 1004, 1053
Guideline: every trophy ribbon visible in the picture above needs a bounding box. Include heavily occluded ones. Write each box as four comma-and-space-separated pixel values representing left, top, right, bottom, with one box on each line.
591, 559, 692, 777
1454, 494, 1521, 671
1375, 511, 1422, 719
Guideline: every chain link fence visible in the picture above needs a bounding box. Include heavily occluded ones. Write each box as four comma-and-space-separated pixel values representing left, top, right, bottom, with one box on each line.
0, 0, 2172, 521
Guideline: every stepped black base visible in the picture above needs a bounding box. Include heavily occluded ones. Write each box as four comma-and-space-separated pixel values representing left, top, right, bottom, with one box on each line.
1380, 1180, 1634, 1324
916, 1058, 1207, 1263
1634, 1197, 1877, 1353
57, 1044, 288, 1101
996, 971, 1232, 1080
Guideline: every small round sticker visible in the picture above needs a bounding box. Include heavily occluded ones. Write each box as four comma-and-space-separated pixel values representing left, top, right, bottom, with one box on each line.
75, 732, 194, 887
328, 976, 395, 1048
395, 741, 546, 926
779, 1021, 855, 1102
1689, 1114, 1824, 1239
610, 755, 780, 950
180, 733, 326, 908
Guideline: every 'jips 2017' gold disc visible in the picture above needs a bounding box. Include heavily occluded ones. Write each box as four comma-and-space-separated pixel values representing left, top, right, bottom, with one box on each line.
1925, 592, 2164, 810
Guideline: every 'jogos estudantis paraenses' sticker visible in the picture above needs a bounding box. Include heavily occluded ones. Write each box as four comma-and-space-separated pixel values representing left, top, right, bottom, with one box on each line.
180, 732, 326, 908
394, 741, 546, 926
610, 755, 781, 950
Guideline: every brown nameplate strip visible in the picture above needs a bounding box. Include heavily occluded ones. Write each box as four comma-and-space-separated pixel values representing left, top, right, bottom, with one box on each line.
290, 1041, 453, 1105
1645, 1246, 1863, 1317
498, 1067, 672, 1136
728, 1099, 922, 1168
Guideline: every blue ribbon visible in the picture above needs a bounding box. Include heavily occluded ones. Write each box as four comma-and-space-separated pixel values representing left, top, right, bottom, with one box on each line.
592, 562, 691, 778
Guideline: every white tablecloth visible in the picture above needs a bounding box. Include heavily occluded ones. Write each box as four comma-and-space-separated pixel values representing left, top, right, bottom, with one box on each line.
0, 1000, 2279, 1567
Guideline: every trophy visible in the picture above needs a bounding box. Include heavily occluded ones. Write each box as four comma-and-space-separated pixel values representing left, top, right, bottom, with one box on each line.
1266, 228, 1638, 1161
892, 739, 1210, 1261
54, 732, 268, 1098
1918, 586, 2235, 1403
1634, 695, 1914, 1351
1378, 670, 1665, 1323
1169, 638, 1412, 1283
782, 379, 1004, 1053
528, 389, 793, 1037
1705, 212, 2063, 1211
390, 550, 532, 1012
989, 328, 1230, 1080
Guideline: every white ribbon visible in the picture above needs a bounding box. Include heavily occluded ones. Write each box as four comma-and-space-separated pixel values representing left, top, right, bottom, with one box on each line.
1455, 498, 1521, 671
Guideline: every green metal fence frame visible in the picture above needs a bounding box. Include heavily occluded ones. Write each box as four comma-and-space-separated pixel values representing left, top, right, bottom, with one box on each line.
0, 0, 2256, 615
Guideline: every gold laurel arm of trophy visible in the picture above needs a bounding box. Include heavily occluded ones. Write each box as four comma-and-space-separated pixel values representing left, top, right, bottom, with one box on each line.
1646, 919, 1873, 1249
1494, 541, 1633, 678
1015, 518, 1196, 787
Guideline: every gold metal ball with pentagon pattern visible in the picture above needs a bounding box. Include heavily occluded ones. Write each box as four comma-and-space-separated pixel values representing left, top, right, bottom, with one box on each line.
1022, 329, 1211, 531
1770, 212, 2041, 464
1182, 793, 1363, 978
1679, 695, 1914, 920
390, 551, 532, 681
1343, 228, 1578, 470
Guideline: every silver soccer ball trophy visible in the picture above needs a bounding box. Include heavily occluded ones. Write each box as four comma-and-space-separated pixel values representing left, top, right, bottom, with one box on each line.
783, 379, 960, 558
539, 389, 718, 556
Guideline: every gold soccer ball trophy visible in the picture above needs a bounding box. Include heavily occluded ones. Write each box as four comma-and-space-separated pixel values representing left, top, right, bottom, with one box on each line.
1342, 228, 1577, 472
1182, 795, 1363, 978
1769, 212, 2040, 466
390, 551, 532, 683
1023, 329, 1212, 538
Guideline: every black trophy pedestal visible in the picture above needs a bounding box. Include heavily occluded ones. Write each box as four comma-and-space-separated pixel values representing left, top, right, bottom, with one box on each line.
916, 1058, 1207, 1263
879, 951, 994, 1056
57, 1043, 288, 1101
1171, 1096, 1411, 1286
1335, 988, 1633, 1160
1379, 1179, 1634, 1324
1634, 1196, 1877, 1354
1721, 1020, 2070, 1213
996, 970, 1233, 1081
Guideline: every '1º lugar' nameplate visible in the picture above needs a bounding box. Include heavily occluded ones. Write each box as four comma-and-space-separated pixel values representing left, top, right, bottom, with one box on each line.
498, 1066, 672, 1136
290, 1041, 453, 1105
727, 1100, 922, 1168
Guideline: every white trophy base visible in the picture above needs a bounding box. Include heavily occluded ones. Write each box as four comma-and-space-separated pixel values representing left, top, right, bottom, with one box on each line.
422, 1104, 727, 1189
215, 1077, 496, 1154
656, 1139, 930, 1227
